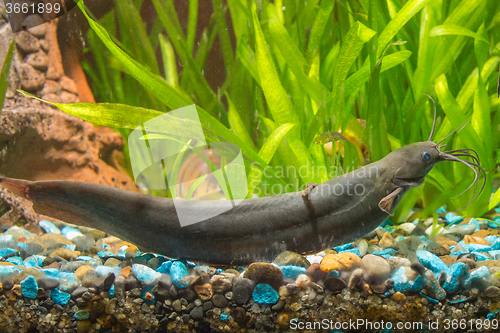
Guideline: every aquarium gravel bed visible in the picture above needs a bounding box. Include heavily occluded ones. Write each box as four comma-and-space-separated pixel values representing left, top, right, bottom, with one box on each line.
2, 212, 500, 333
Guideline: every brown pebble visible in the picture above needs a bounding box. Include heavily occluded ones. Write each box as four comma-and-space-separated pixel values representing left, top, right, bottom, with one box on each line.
60, 91, 77, 103
306, 263, 324, 282
16, 30, 40, 53
74, 266, 95, 280
440, 255, 455, 266
320, 252, 361, 273
392, 291, 406, 301
378, 232, 396, 248
18, 63, 45, 91
472, 229, 490, 238
59, 75, 79, 94
49, 247, 80, 261
243, 262, 284, 290
41, 93, 62, 103
194, 283, 213, 301
463, 235, 489, 245
25, 50, 49, 71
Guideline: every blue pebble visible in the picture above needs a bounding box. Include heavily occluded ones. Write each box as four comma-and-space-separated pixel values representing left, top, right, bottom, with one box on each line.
491, 238, 500, 251
108, 284, 115, 297
489, 250, 500, 259
73, 310, 89, 320
23, 256, 40, 269
442, 263, 468, 295
39, 220, 61, 234
156, 261, 172, 274
60, 226, 82, 240
0, 248, 18, 258
333, 243, 353, 252
97, 250, 115, 258
490, 219, 500, 229
96, 266, 121, 278
116, 251, 127, 259
416, 250, 448, 275
418, 235, 428, 243
16, 243, 27, 250
20, 275, 38, 299
372, 248, 397, 257
436, 206, 447, 214
134, 253, 155, 262
0, 234, 14, 242
326, 270, 339, 278
76, 256, 94, 261
420, 292, 439, 304
50, 288, 70, 305
0, 265, 22, 280
392, 267, 411, 293
485, 235, 498, 244
410, 275, 423, 293
340, 248, 361, 256
445, 212, 463, 225
279, 265, 307, 280
252, 283, 279, 304
217, 268, 224, 275
471, 252, 490, 261
468, 218, 481, 232
132, 264, 160, 284
59, 275, 80, 292
170, 261, 189, 289
461, 244, 492, 252
6, 256, 24, 266
220, 313, 230, 321
464, 266, 490, 289
449, 297, 468, 304
62, 244, 76, 251
487, 310, 500, 320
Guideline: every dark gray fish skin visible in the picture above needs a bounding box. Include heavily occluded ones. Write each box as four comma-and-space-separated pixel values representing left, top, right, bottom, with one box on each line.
0, 141, 442, 264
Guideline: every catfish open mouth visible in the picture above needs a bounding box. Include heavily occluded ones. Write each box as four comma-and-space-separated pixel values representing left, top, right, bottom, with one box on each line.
393, 176, 426, 187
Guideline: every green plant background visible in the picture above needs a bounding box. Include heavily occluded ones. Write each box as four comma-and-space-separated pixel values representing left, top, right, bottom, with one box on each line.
50, 0, 500, 223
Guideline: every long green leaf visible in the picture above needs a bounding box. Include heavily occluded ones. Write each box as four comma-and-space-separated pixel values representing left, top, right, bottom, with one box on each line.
377, 0, 431, 58
306, 0, 335, 65
77, 0, 192, 109
430, 24, 490, 44
268, 18, 328, 103
0, 38, 15, 111
247, 123, 296, 196
251, 3, 299, 133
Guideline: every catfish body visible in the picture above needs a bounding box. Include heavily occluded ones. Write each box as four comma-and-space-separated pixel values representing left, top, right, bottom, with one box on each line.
0, 141, 442, 264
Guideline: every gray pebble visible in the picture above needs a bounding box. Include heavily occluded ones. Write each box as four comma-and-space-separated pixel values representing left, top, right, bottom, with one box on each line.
212, 294, 227, 308
71, 286, 89, 299
271, 299, 285, 311
37, 278, 59, 290
172, 299, 182, 312
16, 30, 40, 53
202, 301, 212, 311
232, 278, 255, 306
22, 14, 46, 37
190, 306, 204, 320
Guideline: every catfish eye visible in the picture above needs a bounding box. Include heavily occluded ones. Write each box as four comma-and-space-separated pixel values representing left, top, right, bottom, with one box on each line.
422, 151, 432, 164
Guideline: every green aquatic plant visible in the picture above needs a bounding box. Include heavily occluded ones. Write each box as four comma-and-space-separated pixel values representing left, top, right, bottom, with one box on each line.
27, 0, 500, 221
0, 38, 15, 112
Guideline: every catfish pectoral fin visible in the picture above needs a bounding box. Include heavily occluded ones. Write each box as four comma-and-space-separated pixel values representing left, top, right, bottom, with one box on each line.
378, 187, 403, 216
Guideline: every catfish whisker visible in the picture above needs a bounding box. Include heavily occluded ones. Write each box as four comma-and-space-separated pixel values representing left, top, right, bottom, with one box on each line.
439, 152, 486, 209
434, 120, 470, 147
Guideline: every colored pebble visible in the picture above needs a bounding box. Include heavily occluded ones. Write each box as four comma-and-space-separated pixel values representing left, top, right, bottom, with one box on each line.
410, 275, 423, 293
96, 266, 121, 278
416, 250, 448, 275
442, 263, 468, 295
333, 243, 353, 252
391, 267, 411, 293
60, 226, 83, 240
340, 248, 361, 256
97, 250, 115, 258
464, 266, 489, 289
0, 234, 14, 242
220, 313, 230, 321
20, 275, 38, 299
132, 264, 161, 284
156, 260, 172, 274
50, 288, 70, 305
0, 248, 18, 258
73, 310, 89, 320
170, 261, 189, 289
39, 220, 61, 234
252, 283, 279, 304
445, 212, 463, 225
6, 256, 23, 266
279, 265, 307, 280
